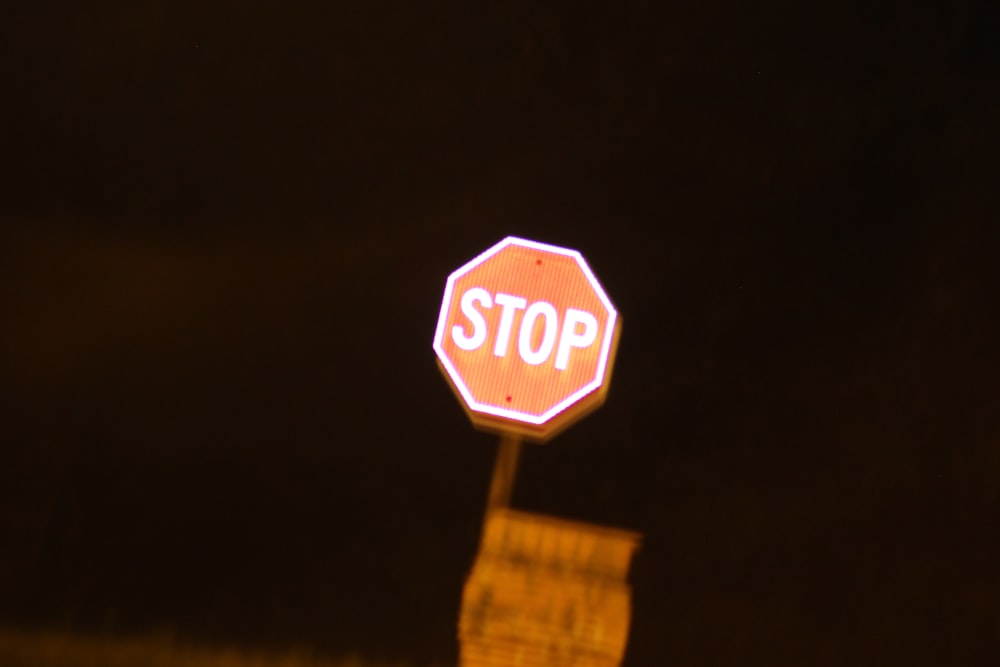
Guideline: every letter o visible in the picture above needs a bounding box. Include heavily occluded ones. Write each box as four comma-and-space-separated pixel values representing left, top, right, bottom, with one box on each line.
518, 301, 559, 365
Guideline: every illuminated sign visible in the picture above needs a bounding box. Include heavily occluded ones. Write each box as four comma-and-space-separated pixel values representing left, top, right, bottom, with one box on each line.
433, 237, 620, 441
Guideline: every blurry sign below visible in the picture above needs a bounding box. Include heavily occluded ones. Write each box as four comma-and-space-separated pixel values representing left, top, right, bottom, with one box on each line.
459, 509, 641, 667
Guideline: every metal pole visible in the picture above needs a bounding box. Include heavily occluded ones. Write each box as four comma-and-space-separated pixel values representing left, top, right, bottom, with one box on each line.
485, 431, 522, 516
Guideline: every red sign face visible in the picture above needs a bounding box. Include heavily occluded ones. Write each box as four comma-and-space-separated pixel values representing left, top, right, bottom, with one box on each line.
433, 237, 620, 440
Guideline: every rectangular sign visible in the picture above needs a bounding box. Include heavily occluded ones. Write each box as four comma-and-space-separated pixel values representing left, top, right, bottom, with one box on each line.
459, 510, 641, 667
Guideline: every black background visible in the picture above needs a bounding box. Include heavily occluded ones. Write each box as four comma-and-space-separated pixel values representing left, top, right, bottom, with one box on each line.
1, 2, 997, 665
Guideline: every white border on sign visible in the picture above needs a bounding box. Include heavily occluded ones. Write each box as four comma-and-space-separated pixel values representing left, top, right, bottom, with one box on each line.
432, 236, 618, 426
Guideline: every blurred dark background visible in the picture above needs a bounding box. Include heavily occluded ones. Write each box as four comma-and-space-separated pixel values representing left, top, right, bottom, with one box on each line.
1, 1, 997, 665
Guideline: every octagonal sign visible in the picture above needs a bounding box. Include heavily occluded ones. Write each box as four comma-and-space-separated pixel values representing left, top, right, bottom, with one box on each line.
433, 236, 620, 441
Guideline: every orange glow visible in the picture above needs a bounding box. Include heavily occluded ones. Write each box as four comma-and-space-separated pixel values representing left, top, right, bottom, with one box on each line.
459, 510, 640, 667
0, 627, 359, 667
433, 237, 620, 441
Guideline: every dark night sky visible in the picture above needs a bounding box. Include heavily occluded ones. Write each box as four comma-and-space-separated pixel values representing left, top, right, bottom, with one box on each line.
1, 1, 998, 665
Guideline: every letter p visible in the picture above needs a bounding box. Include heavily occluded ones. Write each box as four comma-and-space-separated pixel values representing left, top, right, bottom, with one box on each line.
555, 309, 598, 370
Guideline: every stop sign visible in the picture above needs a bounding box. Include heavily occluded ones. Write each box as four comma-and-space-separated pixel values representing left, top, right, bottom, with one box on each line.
433, 236, 620, 441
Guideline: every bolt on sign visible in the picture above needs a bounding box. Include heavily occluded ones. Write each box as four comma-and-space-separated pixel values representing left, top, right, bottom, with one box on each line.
459, 509, 641, 667
433, 237, 620, 441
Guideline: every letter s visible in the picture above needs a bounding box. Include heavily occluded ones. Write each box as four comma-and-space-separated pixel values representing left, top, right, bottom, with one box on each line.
452, 287, 492, 351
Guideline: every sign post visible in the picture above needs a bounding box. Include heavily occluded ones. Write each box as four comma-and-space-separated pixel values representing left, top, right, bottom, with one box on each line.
485, 432, 521, 516
433, 236, 637, 667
